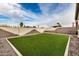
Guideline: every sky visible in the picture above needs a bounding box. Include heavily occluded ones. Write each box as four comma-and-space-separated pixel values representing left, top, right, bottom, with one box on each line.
0, 3, 76, 27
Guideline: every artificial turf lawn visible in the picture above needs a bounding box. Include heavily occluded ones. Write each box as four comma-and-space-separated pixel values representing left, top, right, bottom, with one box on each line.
8, 33, 68, 56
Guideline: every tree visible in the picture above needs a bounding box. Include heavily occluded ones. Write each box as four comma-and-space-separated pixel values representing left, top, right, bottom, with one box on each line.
20, 22, 23, 27
33, 26, 36, 28
56, 22, 62, 27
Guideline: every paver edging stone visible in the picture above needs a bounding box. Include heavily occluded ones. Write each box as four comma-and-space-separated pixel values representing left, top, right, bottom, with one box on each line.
64, 35, 71, 56
6, 38, 22, 56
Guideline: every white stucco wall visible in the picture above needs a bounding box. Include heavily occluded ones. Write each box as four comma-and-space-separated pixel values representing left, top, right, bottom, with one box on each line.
0, 27, 57, 36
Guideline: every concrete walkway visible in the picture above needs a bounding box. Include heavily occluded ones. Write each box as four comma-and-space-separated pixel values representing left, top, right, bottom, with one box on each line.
68, 35, 79, 56
0, 38, 17, 56
0, 29, 17, 56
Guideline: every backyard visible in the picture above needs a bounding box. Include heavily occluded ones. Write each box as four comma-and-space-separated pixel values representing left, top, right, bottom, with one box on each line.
8, 33, 68, 56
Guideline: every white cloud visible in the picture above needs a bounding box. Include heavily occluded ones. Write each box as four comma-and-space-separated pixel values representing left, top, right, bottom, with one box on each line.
37, 3, 76, 27
0, 3, 40, 21
0, 3, 76, 27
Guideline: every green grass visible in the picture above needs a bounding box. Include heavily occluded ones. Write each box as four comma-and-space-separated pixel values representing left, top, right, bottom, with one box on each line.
8, 33, 68, 56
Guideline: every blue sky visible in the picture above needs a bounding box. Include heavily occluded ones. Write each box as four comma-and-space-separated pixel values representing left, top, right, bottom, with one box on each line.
0, 3, 76, 27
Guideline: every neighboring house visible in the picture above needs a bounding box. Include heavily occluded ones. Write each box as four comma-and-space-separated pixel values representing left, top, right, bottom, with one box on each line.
75, 3, 79, 35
